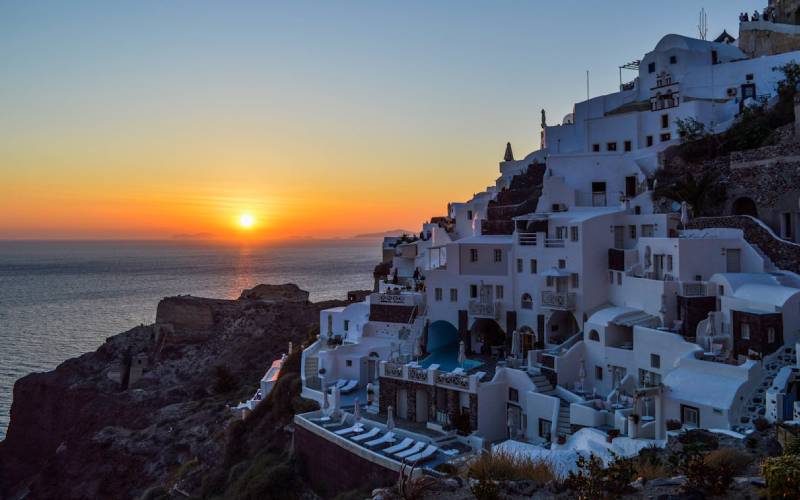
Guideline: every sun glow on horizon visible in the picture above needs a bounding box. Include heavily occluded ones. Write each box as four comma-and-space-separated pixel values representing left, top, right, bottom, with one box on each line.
238, 213, 256, 230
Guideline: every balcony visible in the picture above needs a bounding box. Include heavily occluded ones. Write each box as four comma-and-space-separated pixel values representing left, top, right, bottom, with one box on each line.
544, 238, 565, 248
592, 192, 607, 207
517, 232, 537, 246
468, 300, 495, 318
680, 282, 712, 297
608, 248, 625, 271
541, 291, 576, 310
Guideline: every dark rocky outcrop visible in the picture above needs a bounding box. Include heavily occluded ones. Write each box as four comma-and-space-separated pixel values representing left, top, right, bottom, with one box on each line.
0, 286, 343, 499
238, 283, 310, 303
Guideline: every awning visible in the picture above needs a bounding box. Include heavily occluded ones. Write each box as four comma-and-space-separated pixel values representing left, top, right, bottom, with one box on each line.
542, 267, 570, 278
614, 310, 659, 327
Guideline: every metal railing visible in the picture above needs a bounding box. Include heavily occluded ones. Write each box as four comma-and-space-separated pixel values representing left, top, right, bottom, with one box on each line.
518, 232, 537, 246
545, 239, 565, 248
468, 300, 495, 317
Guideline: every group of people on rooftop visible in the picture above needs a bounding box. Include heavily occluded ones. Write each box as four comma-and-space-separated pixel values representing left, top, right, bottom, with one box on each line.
740, 7, 777, 23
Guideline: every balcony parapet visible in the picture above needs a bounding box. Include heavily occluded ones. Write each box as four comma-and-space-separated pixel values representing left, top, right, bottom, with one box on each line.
541, 291, 576, 310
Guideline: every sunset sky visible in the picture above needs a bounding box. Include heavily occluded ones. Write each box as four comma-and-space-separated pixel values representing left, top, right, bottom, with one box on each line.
0, 0, 762, 240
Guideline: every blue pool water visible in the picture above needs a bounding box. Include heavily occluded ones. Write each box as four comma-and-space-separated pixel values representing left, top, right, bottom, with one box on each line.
420, 344, 483, 372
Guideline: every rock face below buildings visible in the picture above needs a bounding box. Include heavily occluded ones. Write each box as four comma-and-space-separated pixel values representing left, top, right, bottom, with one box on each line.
0, 286, 341, 499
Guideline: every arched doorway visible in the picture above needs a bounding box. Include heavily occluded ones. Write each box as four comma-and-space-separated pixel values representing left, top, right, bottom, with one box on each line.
732, 197, 758, 218
518, 325, 536, 356
470, 318, 506, 356
427, 320, 459, 352
546, 311, 579, 345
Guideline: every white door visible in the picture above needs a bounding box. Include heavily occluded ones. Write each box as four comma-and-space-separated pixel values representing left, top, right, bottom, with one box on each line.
726, 249, 741, 273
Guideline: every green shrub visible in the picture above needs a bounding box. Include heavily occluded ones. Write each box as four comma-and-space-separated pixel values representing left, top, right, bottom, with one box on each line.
763, 454, 800, 499
670, 446, 750, 496
754, 416, 771, 432
563, 453, 636, 499
676, 117, 707, 142
784, 435, 800, 456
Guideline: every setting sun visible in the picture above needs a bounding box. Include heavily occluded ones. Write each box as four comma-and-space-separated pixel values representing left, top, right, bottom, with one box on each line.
238, 213, 256, 229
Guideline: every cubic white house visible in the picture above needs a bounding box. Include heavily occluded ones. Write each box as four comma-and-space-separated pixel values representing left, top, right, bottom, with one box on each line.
295, 3, 800, 475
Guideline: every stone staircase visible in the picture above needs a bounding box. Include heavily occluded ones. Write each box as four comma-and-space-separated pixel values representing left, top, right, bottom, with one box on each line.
738, 345, 797, 432
528, 372, 573, 439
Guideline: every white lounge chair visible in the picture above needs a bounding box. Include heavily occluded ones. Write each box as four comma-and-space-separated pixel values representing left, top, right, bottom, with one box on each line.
332, 379, 348, 389
340, 380, 358, 393
395, 441, 426, 459
404, 445, 438, 463
334, 424, 365, 436
365, 432, 396, 447
352, 427, 380, 442
382, 437, 414, 454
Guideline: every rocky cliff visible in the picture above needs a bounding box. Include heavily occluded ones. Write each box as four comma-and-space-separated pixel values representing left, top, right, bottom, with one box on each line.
0, 285, 341, 499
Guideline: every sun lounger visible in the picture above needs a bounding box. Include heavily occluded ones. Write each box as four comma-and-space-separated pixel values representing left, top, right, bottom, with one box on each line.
404, 445, 438, 463
334, 424, 365, 436
332, 379, 348, 389
352, 427, 380, 442
340, 380, 358, 393
394, 441, 426, 459
382, 437, 414, 455
365, 432, 396, 447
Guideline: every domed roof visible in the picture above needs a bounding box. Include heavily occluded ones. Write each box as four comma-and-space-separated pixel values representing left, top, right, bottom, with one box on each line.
652, 34, 745, 59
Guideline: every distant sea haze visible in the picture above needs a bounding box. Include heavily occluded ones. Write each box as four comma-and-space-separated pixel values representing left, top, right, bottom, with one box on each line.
0, 239, 379, 439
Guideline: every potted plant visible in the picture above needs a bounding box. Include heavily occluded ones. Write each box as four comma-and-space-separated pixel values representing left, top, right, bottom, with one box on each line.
629, 413, 641, 425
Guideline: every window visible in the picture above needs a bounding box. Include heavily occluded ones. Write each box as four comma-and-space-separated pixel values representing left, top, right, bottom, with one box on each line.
530, 259, 538, 274
669, 55, 677, 64
592, 143, 600, 152
629, 225, 637, 239
570, 226, 579, 241
327, 314, 333, 334
641, 224, 654, 237
624, 140, 632, 152
521, 293, 533, 309
595, 366, 603, 380
346, 360, 353, 367
493, 248, 503, 263
434, 287, 443, 301
667, 255, 673, 272
767, 327, 776, 344
741, 323, 750, 340
450, 288, 458, 302
538, 418, 551, 438
589, 329, 600, 341
571, 273, 580, 289
517, 258, 523, 273
344, 320, 350, 332
509, 387, 519, 402
646, 135, 654, 147
681, 404, 700, 428
470, 248, 478, 262
607, 142, 617, 152
591, 181, 607, 193
558, 259, 566, 269
661, 114, 669, 129
634, 205, 641, 215
616, 272, 622, 285
470, 285, 478, 299
496, 285, 504, 299
467, 210, 473, 220
648, 61, 656, 73
650, 353, 661, 369
660, 132, 671, 142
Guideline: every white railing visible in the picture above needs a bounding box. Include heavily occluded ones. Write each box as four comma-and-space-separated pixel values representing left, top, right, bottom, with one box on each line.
380, 361, 482, 392
681, 282, 710, 297
468, 300, 495, 317
541, 291, 576, 310
545, 238, 565, 248
518, 232, 537, 246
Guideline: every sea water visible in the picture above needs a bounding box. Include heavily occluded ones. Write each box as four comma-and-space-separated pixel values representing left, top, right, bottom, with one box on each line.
0, 239, 379, 438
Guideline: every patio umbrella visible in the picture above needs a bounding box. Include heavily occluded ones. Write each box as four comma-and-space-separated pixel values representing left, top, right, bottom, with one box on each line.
386, 405, 395, 431
511, 330, 520, 359
705, 312, 716, 351
578, 358, 587, 392
322, 386, 330, 413
353, 398, 361, 422
366, 382, 374, 406
333, 385, 341, 415
457, 340, 466, 368
680, 201, 689, 229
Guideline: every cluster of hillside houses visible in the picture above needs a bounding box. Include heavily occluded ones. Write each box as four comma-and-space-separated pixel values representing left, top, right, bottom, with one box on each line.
293, 2, 800, 473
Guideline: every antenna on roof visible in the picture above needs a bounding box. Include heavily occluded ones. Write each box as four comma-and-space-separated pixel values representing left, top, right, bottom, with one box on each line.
698, 8, 708, 40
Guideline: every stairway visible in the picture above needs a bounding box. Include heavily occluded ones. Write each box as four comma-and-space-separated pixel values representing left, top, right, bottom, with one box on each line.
304, 355, 321, 390
739, 345, 796, 432
528, 372, 573, 439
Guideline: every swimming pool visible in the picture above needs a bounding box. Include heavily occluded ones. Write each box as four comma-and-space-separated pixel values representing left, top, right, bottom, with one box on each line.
420, 344, 483, 372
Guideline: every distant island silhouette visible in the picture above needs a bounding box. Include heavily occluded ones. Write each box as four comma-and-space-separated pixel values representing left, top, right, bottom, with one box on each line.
353, 229, 414, 238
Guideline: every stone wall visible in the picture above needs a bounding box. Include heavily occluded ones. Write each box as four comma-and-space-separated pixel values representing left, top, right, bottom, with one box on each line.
687, 215, 800, 273
379, 378, 478, 430
739, 23, 800, 57
294, 425, 398, 497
